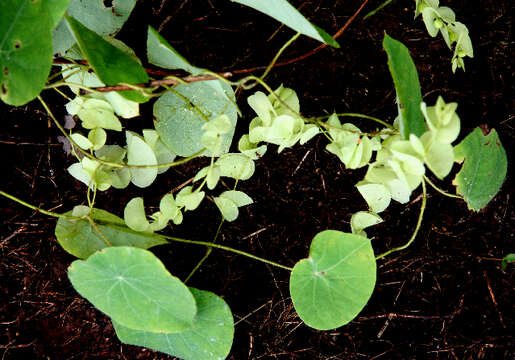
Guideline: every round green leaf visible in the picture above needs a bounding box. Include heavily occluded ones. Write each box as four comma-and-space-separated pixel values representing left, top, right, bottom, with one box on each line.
55, 207, 167, 259
214, 197, 239, 222
0, 0, 53, 105
153, 81, 237, 157
350, 211, 383, 236
113, 288, 234, 360
215, 153, 255, 180
68, 246, 196, 333
290, 230, 376, 330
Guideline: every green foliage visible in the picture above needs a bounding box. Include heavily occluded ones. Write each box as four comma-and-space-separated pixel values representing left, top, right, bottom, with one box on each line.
383, 34, 426, 139
114, 288, 234, 360
454, 127, 507, 211
350, 211, 383, 237
415, 0, 473, 72
501, 254, 515, 270
68, 247, 197, 333
324, 114, 380, 169
147, 26, 201, 74
55, 206, 167, 259
54, 0, 137, 55
289, 230, 376, 330
247, 86, 319, 152
66, 15, 149, 103
214, 191, 253, 222
0, 3, 509, 359
232, 0, 339, 48
153, 81, 238, 157
0, 0, 68, 105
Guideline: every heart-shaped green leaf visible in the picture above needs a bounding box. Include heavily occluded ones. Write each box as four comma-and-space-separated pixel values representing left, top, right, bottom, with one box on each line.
453, 127, 507, 211
113, 288, 234, 360
68, 247, 196, 333
290, 230, 376, 330
55, 206, 167, 259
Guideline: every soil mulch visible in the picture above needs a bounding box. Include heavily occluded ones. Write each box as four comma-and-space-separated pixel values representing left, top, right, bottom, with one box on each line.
1, 0, 513, 359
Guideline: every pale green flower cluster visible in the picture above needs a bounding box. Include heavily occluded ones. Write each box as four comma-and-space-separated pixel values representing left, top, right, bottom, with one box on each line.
66, 97, 176, 192
247, 85, 319, 153
123, 186, 204, 233
415, 0, 473, 72
356, 96, 460, 216
325, 113, 381, 169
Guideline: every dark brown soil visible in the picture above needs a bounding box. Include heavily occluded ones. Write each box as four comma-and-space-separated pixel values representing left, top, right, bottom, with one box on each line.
1, 0, 513, 359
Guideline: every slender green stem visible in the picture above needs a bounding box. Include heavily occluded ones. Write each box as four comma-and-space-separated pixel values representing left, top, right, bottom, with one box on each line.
423, 175, 463, 199
163, 234, 293, 271
318, 112, 394, 129
260, 33, 300, 80
44, 81, 103, 95
1, 189, 292, 271
363, 0, 393, 20
0, 190, 78, 220
375, 180, 427, 260
185, 219, 224, 283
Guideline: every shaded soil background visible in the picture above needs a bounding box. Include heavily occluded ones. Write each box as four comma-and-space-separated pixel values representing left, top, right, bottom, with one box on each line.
1, 0, 513, 359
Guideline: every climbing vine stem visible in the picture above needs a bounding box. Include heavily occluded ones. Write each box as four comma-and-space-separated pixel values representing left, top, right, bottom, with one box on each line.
375, 179, 427, 260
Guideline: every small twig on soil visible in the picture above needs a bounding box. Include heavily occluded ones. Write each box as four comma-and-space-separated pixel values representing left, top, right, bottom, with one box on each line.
358, 313, 446, 321
483, 270, 506, 328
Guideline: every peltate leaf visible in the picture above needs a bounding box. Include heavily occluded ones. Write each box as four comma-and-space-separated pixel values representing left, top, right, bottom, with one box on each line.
55, 206, 167, 259
383, 34, 426, 139
68, 247, 196, 333
290, 230, 376, 330
154, 81, 238, 157
453, 127, 507, 211
113, 288, 234, 360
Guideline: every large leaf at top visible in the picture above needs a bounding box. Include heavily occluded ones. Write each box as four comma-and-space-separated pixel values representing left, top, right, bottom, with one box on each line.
65, 15, 149, 103
55, 207, 167, 259
113, 288, 234, 360
44, 0, 71, 28
154, 81, 238, 157
289, 230, 376, 330
453, 127, 507, 211
68, 0, 137, 36
68, 246, 197, 333
232, 0, 339, 48
383, 34, 426, 139
147, 26, 201, 74
0, 0, 52, 105
53, 0, 137, 56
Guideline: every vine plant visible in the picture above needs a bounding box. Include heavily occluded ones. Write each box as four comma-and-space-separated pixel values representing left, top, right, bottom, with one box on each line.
0, 1, 507, 359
